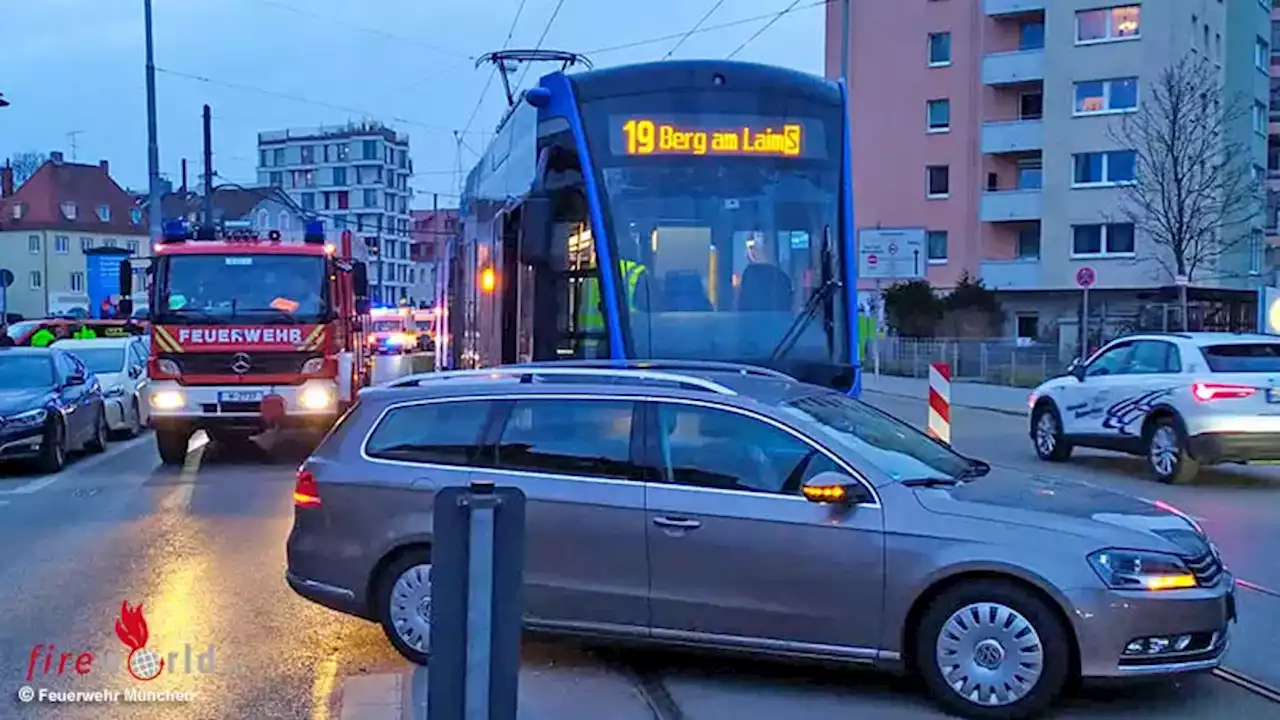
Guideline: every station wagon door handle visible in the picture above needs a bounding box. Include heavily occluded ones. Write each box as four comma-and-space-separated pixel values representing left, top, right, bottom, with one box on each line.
652, 516, 701, 530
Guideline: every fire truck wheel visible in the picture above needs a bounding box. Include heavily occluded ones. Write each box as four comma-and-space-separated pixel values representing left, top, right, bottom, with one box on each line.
156, 428, 191, 466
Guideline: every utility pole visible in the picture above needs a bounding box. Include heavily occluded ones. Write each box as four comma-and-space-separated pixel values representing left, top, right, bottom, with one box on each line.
66, 131, 84, 161
144, 0, 162, 242
202, 104, 214, 228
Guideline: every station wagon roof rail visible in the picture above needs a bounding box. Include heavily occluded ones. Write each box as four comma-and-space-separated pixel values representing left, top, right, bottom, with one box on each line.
380, 367, 738, 395
503, 359, 797, 381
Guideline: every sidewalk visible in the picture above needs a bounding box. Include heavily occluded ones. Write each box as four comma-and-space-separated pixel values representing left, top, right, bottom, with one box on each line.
860, 373, 1031, 416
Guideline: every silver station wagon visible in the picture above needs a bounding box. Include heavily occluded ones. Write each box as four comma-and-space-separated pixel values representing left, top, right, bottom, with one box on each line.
286, 362, 1235, 719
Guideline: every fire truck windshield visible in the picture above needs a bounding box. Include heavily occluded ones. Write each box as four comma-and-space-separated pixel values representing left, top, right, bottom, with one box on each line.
156, 254, 329, 324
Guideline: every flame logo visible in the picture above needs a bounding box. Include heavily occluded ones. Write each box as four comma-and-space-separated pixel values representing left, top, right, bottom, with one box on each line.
115, 601, 164, 681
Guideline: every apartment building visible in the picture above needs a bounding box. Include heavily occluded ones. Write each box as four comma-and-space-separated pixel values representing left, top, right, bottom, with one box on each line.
0, 154, 148, 318
256, 122, 418, 305
829, 0, 1270, 344
409, 207, 459, 307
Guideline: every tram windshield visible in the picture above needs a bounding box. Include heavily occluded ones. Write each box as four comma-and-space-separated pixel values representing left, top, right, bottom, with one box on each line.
580, 90, 849, 371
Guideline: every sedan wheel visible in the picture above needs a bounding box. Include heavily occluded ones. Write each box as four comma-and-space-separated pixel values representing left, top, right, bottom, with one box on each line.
378, 554, 432, 665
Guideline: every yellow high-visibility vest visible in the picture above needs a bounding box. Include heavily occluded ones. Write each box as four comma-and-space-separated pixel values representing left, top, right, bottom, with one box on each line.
580, 260, 645, 332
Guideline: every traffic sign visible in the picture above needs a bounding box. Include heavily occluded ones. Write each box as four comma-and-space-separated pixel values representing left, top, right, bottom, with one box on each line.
0, 269, 12, 288
858, 228, 925, 280
1075, 267, 1096, 289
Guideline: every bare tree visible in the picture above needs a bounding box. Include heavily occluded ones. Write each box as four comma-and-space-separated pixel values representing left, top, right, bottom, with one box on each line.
5, 151, 47, 184
1108, 55, 1263, 319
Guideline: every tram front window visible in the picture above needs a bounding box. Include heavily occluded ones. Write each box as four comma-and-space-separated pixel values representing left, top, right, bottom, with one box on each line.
581, 94, 849, 372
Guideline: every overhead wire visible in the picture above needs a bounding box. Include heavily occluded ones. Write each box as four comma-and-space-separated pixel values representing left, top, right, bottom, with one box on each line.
512, 0, 567, 92
460, 0, 532, 145
585, 0, 832, 56
728, 0, 807, 59
663, 0, 725, 60
254, 0, 472, 60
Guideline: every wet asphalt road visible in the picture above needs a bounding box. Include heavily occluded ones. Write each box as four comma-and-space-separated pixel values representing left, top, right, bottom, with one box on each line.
0, 403, 1276, 719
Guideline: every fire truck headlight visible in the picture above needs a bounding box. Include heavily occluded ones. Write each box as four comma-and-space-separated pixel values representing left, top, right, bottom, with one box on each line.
301, 357, 326, 374
150, 390, 184, 411
299, 386, 334, 411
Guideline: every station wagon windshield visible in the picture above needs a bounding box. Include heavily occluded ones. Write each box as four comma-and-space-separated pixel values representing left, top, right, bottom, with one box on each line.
782, 393, 972, 481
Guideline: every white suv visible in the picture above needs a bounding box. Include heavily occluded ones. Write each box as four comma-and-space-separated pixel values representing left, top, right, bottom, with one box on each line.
1028, 333, 1280, 484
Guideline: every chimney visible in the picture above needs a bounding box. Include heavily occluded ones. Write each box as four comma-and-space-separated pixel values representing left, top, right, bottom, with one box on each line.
1, 166, 13, 198
49, 151, 63, 164
99, 160, 109, 175
181, 159, 188, 192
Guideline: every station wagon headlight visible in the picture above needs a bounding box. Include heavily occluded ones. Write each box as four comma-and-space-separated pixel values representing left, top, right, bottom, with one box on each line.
1088, 549, 1197, 591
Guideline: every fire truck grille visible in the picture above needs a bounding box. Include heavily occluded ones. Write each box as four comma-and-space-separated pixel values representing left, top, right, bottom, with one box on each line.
163, 352, 315, 376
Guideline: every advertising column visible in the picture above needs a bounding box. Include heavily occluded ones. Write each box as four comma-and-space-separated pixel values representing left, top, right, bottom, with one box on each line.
84, 247, 134, 319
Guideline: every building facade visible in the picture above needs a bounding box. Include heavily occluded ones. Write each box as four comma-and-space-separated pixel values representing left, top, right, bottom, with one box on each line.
409, 208, 459, 307
828, 0, 1271, 344
0, 153, 148, 318
161, 186, 308, 235
1266, 1, 1280, 274
256, 122, 417, 304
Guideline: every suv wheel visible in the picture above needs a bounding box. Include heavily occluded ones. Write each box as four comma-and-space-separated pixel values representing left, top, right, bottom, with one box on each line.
1147, 418, 1199, 485
917, 580, 1070, 719
377, 551, 432, 665
1031, 405, 1072, 462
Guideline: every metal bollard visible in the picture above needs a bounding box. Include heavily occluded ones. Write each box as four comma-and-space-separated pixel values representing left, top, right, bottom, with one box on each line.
464, 483, 498, 720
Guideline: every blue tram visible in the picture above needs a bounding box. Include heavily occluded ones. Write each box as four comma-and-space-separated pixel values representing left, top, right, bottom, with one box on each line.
447, 59, 861, 392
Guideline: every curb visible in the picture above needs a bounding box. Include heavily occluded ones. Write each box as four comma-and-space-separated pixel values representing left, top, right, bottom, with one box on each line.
861, 389, 1028, 418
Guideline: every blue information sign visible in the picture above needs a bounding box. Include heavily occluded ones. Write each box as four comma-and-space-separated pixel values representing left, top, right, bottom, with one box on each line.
85, 250, 131, 319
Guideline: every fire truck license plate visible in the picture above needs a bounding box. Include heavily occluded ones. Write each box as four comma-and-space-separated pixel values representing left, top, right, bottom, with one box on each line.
218, 391, 263, 403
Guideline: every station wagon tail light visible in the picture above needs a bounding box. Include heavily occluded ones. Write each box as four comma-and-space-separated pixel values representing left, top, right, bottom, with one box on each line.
802, 484, 847, 503
1191, 382, 1256, 402
293, 468, 321, 507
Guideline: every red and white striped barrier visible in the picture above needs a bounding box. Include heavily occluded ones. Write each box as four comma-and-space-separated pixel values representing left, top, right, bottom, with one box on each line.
928, 362, 951, 444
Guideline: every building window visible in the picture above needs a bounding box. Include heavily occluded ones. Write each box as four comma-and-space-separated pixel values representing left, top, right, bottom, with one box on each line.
1019, 91, 1044, 120
300, 145, 315, 164
926, 166, 950, 198
928, 32, 951, 66
1258, 38, 1270, 71
301, 192, 316, 210
272, 148, 284, 166
60, 201, 78, 220
1017, 227, 1040, 258
1072, 223, 1136, 256
279, 212, 291, 231
70, 271, 84, 293
337, 191, 350, 210
926, 231, 948, 263
269, 171, 283, 187
28, 235, 40, 254
54, 235, 69, 254
95, 204, 111, 222
333, 166, 347, 185
1020, 22, 1045, 50
1017, 159, 1043, 189
364, 188, 378, 207
1074, 78, 1138, 114
29, 271, 41, 290
258, 210, 270, 229
1016, 314, 1039, 340
1255, 102, 1268, 134
1076, 5, 1140, 44
337, 143, 350, 161
363, 140, 378, 160
926, 99, 951, 132
1072, 150, 1136, 186
80, 236, 93, 252
260, 149, 270, 167
103, 238, 116, 248
130, 208, 142, 225
125, 239, 139, 253
334, 214, 348, 229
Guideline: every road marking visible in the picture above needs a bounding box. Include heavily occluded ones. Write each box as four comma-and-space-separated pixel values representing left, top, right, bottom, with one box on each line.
338, 673, 403, 720
1214, 666, 1280, 704
0, 433, 152, 495
310, 655, 339, 720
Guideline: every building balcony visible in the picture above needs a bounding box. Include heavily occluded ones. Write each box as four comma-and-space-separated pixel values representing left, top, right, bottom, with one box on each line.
980, 189, 1043, 222
983, 0, 1045, 16
981, 119, 1044, 154
979, 258, 1042, 290
982, 49, 1045, 86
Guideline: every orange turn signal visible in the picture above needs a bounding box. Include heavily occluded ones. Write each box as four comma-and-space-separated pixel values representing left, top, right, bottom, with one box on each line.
802, 484, 847, 503
1142, 574, 1197, 591
480, 267, 496, 293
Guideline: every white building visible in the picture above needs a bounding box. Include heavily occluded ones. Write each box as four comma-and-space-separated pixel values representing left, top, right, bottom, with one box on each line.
256, 121, 418, 304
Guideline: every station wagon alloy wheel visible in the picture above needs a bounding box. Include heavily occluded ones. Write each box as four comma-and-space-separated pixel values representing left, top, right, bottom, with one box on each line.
389, 563, 433, 655
935, 602, 1045, 708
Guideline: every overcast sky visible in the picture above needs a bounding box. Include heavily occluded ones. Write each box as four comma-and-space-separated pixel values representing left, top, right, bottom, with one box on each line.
0, 0, 827, 208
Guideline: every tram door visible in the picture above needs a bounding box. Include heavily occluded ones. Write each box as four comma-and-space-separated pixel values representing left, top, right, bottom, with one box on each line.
499, 211, 535, 364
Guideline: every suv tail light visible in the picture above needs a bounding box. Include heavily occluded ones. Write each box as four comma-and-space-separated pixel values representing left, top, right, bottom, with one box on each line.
293, 468, 321, 507
1191, 382, 1256, 402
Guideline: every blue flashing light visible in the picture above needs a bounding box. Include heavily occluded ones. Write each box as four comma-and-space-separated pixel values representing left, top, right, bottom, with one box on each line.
161, 219, 191, 242
303, 220, 325, 243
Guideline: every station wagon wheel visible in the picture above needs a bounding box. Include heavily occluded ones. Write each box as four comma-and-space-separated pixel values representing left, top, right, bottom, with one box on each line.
377, 551, 433, 665
1030, 405, 1071, 462
916, 580, 1070, 719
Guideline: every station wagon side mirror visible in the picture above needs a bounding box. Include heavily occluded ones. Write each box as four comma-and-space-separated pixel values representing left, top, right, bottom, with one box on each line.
802, 471, 872, 506
1067, 358, 1086, 381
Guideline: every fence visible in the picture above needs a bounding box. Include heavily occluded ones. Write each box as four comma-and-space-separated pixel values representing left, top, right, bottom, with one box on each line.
868, 337, 1069, 388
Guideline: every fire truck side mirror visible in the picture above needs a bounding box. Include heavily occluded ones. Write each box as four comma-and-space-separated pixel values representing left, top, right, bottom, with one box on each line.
352, 261, 370, 297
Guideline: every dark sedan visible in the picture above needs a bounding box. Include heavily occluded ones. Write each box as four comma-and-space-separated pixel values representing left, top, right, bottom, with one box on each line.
0, 347, 108, 473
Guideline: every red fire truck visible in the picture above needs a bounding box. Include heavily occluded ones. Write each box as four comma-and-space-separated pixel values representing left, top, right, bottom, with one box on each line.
119, 221, 371, 465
